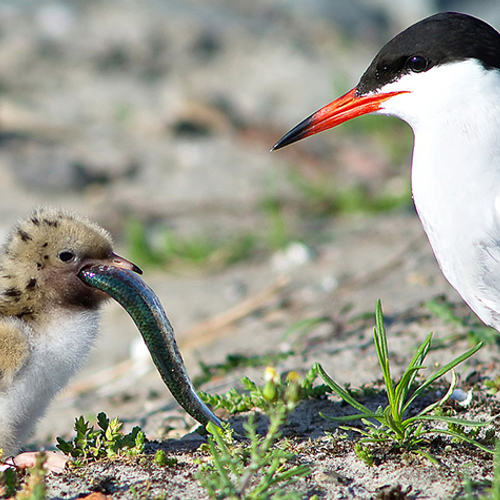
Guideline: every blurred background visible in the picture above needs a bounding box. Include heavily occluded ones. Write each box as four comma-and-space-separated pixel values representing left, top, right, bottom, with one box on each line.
1, 0, 497, 445
3, 0, 500, 243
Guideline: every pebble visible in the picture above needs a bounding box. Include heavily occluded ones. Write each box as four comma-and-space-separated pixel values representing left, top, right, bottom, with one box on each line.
272, 242, 315, 272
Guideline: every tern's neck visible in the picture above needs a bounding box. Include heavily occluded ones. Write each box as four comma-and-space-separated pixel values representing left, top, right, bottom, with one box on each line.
410, 86, 500, 245
378, 61, 500, 243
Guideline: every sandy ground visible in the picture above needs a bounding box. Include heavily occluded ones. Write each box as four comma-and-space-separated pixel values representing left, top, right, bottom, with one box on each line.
36, 211, 500, 499
0, 1, 500, 498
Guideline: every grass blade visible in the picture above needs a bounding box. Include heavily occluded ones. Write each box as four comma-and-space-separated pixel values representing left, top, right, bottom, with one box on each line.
413, 368, 457, 418
394, 333, 433, 409
320, 411, 382, 422
406, 414, 493, 427
424, 428, 494, 454
404, 341, 483, 409
315, 363, 372, 415
373, 301, 395, 408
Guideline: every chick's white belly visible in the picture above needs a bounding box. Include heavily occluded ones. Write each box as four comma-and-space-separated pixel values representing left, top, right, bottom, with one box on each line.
0, 310, 100, 450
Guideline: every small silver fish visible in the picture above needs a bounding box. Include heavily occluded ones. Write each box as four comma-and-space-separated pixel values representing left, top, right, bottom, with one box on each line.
78, 264, 222, 428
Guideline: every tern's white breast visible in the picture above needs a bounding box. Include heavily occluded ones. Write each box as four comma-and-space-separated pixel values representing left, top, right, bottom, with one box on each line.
378, 60, 500, 327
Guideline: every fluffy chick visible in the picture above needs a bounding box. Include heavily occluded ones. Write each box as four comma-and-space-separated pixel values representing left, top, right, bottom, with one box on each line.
0, 207, 139, 459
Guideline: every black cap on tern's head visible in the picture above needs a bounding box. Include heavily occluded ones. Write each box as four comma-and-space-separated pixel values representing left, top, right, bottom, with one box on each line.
357, 12, 500, 95
272, 12, 500, 151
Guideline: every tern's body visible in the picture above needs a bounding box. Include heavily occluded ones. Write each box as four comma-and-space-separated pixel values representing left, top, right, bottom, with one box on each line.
387, 59, 500, 328
273, 12, 500, 332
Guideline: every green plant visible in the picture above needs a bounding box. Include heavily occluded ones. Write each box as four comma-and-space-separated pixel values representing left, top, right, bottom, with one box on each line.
354, 442, 374, 466
0, 464, 19, 498
260, 196, 290, 250
336, 113, 413, 165
153, 449, 177, 467
288, 168, 411, 217
196, 368, 310, 499
317, 300, 492, 453
126, 219, 217, 266
56, 412, 146, 466
196, 352, 294, 386
484, 376, 500, 395
460, 442, 500, 499
199, 366, 331, 415
0, 453, 49, 500
129, 482, 167, 500
126, 219, 257, 270
15, 452, 47, 500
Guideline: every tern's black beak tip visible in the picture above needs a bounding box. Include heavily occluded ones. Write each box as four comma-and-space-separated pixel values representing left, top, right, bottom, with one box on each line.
271, 134, 294, 152
271, 116, 314, 152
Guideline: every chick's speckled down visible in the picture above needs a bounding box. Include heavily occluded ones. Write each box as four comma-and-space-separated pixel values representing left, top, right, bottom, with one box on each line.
0, 208, 131, 456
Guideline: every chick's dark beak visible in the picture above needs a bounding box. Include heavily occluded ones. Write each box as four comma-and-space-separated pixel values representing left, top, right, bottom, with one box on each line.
108, 252, 143, 275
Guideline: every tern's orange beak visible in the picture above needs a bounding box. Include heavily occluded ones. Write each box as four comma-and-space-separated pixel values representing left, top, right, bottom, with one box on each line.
108, 252, 143, 275
272, 88, 408, 151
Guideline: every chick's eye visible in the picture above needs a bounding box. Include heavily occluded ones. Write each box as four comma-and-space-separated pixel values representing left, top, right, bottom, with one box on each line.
58, 250, 75, 263
407, 55, 428, 73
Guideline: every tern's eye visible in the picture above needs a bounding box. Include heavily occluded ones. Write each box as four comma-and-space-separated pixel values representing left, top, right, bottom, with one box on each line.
406, 55, 428, 73
58, 250, 76, 263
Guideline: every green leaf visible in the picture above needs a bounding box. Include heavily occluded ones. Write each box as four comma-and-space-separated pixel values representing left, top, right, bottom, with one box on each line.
320, 411, 383, 423
404, 341, 483, 410
424, 428, 494, 454
315, 363, 372, 415
373, 301, 395, 408
97, 412, 109, 431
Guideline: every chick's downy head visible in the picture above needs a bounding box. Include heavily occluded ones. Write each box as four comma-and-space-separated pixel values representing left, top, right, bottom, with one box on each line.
0, 208, 137, 319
